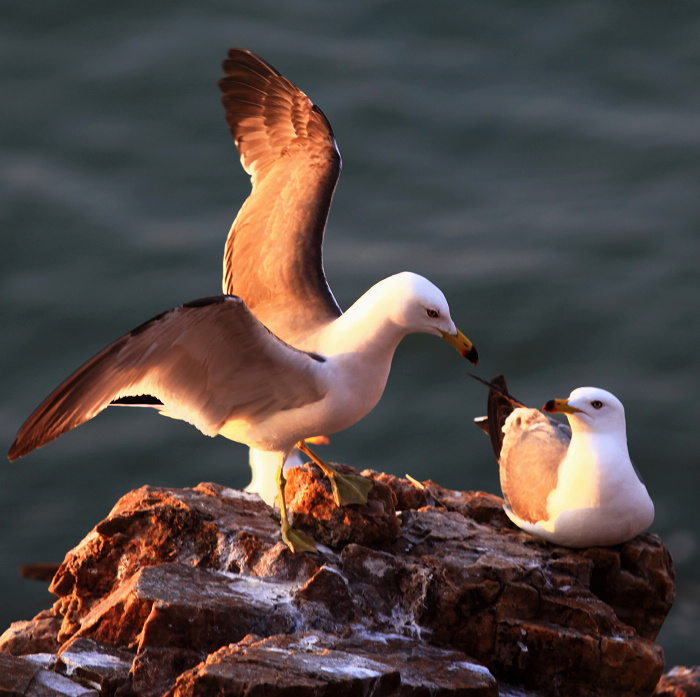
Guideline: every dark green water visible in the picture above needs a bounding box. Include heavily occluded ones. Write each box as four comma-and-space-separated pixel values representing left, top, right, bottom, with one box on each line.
1, 0, 699, 668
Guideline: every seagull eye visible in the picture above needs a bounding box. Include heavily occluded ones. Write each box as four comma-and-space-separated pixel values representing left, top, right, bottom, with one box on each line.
426, 309, 439, 318
591, 400, 603, 409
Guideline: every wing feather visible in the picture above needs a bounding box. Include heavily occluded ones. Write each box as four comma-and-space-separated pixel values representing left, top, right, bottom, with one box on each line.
473, 375, 571, 525
500, 408, 571, 524
8, 296, 326, 461
218, 48, 342, 343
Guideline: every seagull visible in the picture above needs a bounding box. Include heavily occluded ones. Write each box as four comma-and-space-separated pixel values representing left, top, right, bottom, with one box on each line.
7, 48, 478, 553
474, 375, 654, 547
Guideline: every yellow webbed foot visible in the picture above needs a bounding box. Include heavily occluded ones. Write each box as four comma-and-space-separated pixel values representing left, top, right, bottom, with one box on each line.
326, 469, 374, 506
296, 440, 374, 507
280, 520, 317, 554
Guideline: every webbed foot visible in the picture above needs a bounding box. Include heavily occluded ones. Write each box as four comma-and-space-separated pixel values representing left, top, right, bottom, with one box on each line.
296, 440, 374, 506
326, 469, 374, 506
280, 520, 317, 554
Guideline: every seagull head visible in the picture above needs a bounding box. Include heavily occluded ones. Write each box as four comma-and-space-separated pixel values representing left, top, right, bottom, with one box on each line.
389, 272, 478, 364
543, 386, 626, 434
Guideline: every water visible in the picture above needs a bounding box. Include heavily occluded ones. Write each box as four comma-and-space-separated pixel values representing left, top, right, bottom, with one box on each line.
1, 0, 699, 668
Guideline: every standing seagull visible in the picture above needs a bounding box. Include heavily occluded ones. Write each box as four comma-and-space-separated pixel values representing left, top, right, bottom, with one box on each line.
475, 375, 653, 547
217, 48, 349, 501
8, 48, 478, 553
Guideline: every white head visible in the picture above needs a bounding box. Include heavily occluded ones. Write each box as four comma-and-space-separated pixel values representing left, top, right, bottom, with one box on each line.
543, 386, 626, 435
381, 272, 478, 362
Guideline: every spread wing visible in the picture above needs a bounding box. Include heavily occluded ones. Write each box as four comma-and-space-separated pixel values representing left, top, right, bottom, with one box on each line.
219, 48, 342, 343
8, 296, 327, 461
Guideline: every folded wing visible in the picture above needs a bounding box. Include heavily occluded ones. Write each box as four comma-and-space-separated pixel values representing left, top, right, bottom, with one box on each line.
499, 407, 571, 525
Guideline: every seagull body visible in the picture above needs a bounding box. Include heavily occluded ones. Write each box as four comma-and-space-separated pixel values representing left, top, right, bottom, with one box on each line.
8, 49, 477, 551
9, 273, 467, 463
476, 375, 653, 547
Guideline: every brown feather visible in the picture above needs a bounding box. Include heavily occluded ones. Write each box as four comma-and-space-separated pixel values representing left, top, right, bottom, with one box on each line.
219, 48, 342, 344
8, 296, 326, 461
473, 374, 570, 524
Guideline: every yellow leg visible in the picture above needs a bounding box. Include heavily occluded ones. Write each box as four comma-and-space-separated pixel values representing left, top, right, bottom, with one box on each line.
275, 460, 317, 553
296, 440, 374, 507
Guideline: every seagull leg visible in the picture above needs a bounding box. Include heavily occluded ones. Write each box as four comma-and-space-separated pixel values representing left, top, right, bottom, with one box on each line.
296, 440, 374, 506
275, 459, 317, 553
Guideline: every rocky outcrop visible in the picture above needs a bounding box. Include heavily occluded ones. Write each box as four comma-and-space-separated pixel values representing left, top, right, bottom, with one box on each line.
0, 463, 676, 697
654, 666, 700, 696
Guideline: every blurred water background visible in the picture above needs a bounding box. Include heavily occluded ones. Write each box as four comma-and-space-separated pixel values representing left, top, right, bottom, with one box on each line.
1, 0, 698, 668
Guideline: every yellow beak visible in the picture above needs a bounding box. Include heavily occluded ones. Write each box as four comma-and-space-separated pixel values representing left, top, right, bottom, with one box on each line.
441, 328, 478, 365
543, 398, 581, 414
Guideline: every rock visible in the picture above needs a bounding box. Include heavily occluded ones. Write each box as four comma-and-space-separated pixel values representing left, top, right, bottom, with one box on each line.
0, 466, 677, 697
0, 610, 61, 656
581, 540, 675, 641
166, 632, 498, 696
411, 480, 675, 643
56, 637, 133, 697
0, 652, 98, 696
654, 666, 700, 696
0, 653, 39, 695
285, 463, 402, 547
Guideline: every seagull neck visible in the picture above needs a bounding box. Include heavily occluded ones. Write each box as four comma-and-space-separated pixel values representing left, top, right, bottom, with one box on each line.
321, 293, 406, 358
566, 426, 631, 481
568, 415, 627, 439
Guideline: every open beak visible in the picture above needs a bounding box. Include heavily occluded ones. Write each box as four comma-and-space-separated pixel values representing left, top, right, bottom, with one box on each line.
543, 398, 581, 414
441, 328, 478, 365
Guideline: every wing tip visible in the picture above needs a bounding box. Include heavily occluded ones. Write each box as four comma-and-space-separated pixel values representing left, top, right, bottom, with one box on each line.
222, 47, 281, 78
8, 436, 35, 462
8, 419, 66, 460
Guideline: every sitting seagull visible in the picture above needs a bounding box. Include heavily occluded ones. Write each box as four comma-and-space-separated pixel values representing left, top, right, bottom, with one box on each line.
474, 375, 654, 547
7, 48, 478, 554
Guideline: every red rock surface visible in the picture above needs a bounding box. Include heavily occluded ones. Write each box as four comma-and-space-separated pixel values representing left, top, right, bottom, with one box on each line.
654, 667, 700, 696
167, 632, 497, 696
0, 465, 677, 697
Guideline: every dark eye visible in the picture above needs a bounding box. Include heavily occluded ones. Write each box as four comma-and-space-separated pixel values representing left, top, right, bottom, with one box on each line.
591, 400, 603, 409
426, 309, 439, 318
